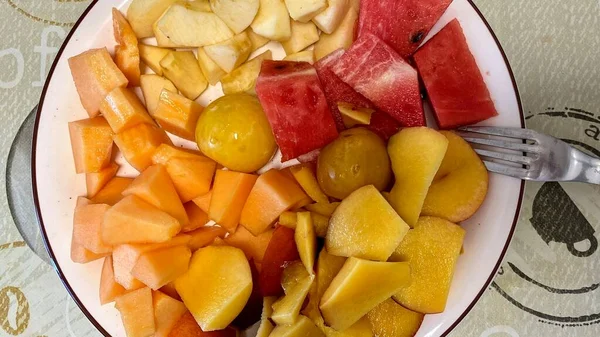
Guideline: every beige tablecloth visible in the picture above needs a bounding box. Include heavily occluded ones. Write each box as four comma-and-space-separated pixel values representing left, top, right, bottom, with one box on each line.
1, 1, 599, 336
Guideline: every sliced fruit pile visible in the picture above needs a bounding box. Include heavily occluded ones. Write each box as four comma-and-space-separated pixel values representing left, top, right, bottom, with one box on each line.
67, 0, 497, 336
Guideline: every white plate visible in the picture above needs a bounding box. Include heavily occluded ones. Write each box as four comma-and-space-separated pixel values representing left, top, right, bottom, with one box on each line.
33, 1, 524, 336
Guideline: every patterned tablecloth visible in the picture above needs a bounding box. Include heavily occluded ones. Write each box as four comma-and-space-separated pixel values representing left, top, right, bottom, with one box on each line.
1, 1, 599, 336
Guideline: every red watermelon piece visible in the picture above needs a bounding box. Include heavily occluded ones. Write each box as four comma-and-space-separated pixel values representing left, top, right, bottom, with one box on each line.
357, 0, 453, 59
413, 19, 498, 129
330, 33, 425, 127
256, 60, 339, 162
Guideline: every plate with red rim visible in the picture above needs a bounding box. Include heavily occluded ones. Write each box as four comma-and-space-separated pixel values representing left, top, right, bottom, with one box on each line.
33, 0, 524, 336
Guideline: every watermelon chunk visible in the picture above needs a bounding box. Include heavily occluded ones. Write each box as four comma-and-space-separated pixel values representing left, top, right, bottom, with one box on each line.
256, 61, 339, 161
315, 49, 400, 139
413, 19, 498, 129
330, 33, 425, 127
357, 0, 453, 59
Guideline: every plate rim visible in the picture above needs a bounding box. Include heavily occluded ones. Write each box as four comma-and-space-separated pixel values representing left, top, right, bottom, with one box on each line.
31, 1, 525, 336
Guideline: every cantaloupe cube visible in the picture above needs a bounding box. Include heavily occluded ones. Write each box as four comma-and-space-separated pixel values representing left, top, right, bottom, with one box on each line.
68, 48, 128, 117
224, 226, 273, 263
151, 144, 205, 166
167, 157, 217, 203
289, 164, 329, 204
115, 287, 156, 337
154, 89, 203, 141
102, 195, 181, 245
192, 191, 212, 214
100, 87, 154, 133
86, 162, 119, 198
153, 291, 188, 337
69, 116, 114, 174
113, 9, 141, 87
73, 202, 112, 254
70, 241, 108, 264
132, 245, 192, 290
187, 226, 228, 251
124, 165, 189, 226
168, 312, 238, 337
240, 170, 309, 235
160, 282, 181, 301
140, 74, 177, 115
114, 123, 173, 171
100, 255, 128, 305
182, 202, 209, 233
91, 177, 133, 205
209, 170, 258, 233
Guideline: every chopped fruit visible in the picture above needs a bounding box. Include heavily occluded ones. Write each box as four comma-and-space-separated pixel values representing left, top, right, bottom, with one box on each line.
256, 297, 276, 337
331, 33, 424, 127
278, 211, 330, 237
127, 0, 178, 38
168, 312, 238, 337
151, 144, 204, 166
357, 0, 452, 59
209, 0, 260, 34
209, 170, 258, 232
204, 32, 252, 73
284, 0, 327, 22
100, 87, 155, 133
153, 20, 178, 48
283, 50, 315, 64
312, 0, 351, 34
175, 246, 252, 331
278, 211, 298, 228
282, 261, 310, 293
139, 44, 170, 76
327, 185, 409, 261
221, 50, 272, 95
271, 273, 315, 325
282, 20, 320, 55
132, 245, 192, 290
414, 19, 498, 129
100, 256, 127, 305
338, 102, 374, 128
224, 226, 273, 263
166, 157, 217, 203
91, 177, 133, 206
160, 282, 181, 301
140, 74, 177, 115
320, 258, 411, 331
182, 202, 209, 233
290, 164, 329, 204
113, 123, 173, 172
153, 291, 188, 337
72, 203, 112, 254
102, 195, 181, 245
113, 9, 141, 87
115, 287, 156, 337
240, 169, 309, 235
71, 240, 108, 264
270, 315, 325, 337
422, 131, 489, 222
259, 226, 300, 296
68, 48, 128, 117
68, 116, 114, 174
305, 202, 339, 217
315, 249, 346, 298
295, 212, 317, 274
86, 162, 119, 198
251, 0, 292, 41
192, 191, 212, 214
154, 89, 203, 141
197, 48, 227, 86
247, 28, 271, 52
160, 51, 208, 100
256, 60, 338, 161
391, 216, 465, 314
313, 1, 358, 60
388, 127, 449, 227
187, 226, 228, 251
367, 298, 424, 337
232, 259, 263, 329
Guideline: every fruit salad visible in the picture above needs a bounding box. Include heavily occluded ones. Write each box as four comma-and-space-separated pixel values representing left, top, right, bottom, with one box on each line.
66, 0, 496, 336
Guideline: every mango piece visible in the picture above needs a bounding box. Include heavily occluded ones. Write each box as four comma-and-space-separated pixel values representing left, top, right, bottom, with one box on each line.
422, 131, 489, 223
132, 245, 192, 290
99, 256, 127, 305
367, 298, 424, 337
175, 246, 252, 331
387, 127, 449, 227
320, 257, 411, 331
256, 296, 276, 337
192, 190, 212, 214
221, 50, 272, 95
102, 195, 181, 245
114, 123, 173, 172
305, 202, 339, 217
224, 226, 273, 263
154, 89, 203, 141
391, 216, 465, 314
73, 202, 112, 254
209, 170, 258, 232
282, 20, 320, 55
68, 48, 128, 117
270, 315, 325, 337
69, 116, 114, 174
113, 9, 141, 86
240, 169, 310, 235
91, 177, 133, 205
153, 291, 188, 337
139, 44, 170, 76
115, 287, 155, 337
204, 32, 252, 73
283, 50, 315, 64
140, 74, 177, 115
197, 47, 227, 86
272, 273, 315, 325
151, 144, 205, 165
167, 312, 238, 337
290, 164, 329, 204
337, 102, 374, 128
182, 202, 209, 233
167, 157, 217, 203
326, 185, 409, 261
86, 162, 119, 198
295, 212, 316, 274
160, 51, 208, 100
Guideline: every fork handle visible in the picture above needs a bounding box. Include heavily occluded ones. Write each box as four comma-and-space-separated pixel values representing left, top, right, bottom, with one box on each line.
571, 148, 600, 184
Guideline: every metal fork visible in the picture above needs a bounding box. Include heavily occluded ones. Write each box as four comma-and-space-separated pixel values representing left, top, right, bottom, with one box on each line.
458, 126, 600, 184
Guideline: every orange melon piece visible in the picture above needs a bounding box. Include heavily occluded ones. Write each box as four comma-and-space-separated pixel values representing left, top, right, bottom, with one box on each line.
132, 245, 192, 290
100, 255, 128, 305
209, 170, 258, 233
153, 291, 188, 337
124, 165, 189, 226
151, 144, 205, 166
160, 282, 181, 301
68, 48, 128, 117
114, 123, 173, 172
182, 202, 209, 233
102, 195, 181, 245
69, 116, 114, 174
240, 170, 310, 235
86, 162, 119, 198
192, 191, 212, 214
167, 157, 217, 203
115, 287, 156, 337
224, 226, 273, 263
154, 89, 204, 141
187, 226, 228, 251
72, 202, 112, 254
99, 87, 154, 133
91, 177, 133, 205
70, 241, 108, 264
113, 9, 141, 87
289, 164, 329, 204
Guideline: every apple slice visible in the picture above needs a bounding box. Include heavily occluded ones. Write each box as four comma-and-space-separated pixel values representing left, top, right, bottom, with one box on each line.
113, 8, 141, 87
251, 0, 292, 41
153, 20, 178, 48
221, 50, 272, 95
337, 102, 374, 128
139, 44, 170, 76
313, 0, 358, 60
283, 50, 315, 64
197, 48, 227, 86
140, 74, 177, 115
271, 273, 315, 325
204, 32, 252, 73
210, 0, 259, 34
295, 212, 316, 275
247, 28, 270, 52
285, 0, 327, 22
256, 297, 276, 337
154, 89, 204, 141
160, 51, 208, 100
127, 0, 178, 38
282, 20, 320, 55
312, 0, 350, 34
100, 86, 155, 133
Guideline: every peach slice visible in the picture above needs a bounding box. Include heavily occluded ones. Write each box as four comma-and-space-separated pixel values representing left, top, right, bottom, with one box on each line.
113, 8, 141, 87
167, 312, 238, 337
91, 177, 133, 206
69, 116, 114, 174
86, 162, 119, 198
154, 89, 204, 141
73, 202, 112, 254
153, 291, 188, 337
209, 170, 258, 232
224, 226, 273, 263
100, 87, 154, 133
100, 256, 127, 305
114, 123, 173, 172
132, 245, 192, 290
140, 74, 178, 115
182, 202, 209, 233
422, 131, 489, 222
187, 226, 228, 251
367, 298, 424, 337
115, 287, 155, 337
167, 157, 217, 203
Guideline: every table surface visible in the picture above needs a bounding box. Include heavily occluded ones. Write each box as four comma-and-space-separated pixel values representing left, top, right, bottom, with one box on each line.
1, 1, 599, 336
